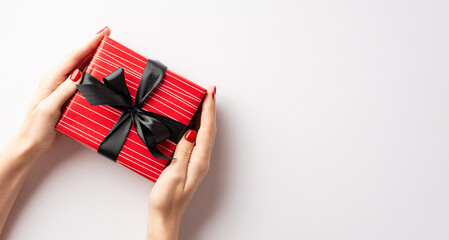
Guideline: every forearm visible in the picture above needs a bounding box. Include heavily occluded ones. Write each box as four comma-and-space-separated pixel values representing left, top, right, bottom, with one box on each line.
147, 213, 181, 240
0, 131, 41, 234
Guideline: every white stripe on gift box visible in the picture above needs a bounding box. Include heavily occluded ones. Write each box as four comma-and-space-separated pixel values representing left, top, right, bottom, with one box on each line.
62, 114, 167, 171
97, 48, 203, 102
92, 52, 202, 103
60, 118, 165, 173
75, 85, 180, 134
88, 62, 196, 116
89, 59, 199, 110
70, 99, 176, 151
155, 85, 198, 109
87, 64, 195, 118
88, 57, 201, 108
57, 123, 98, 151
90, 55, 201, 105
119, 161, 158, 181
58, 122, 159, 181
65, 105, 174, 155
102, 39, 205, 94
58, 121, 163, 179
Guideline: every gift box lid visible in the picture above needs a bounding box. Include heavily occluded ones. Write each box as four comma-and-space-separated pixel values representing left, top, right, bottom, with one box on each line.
56, 36, 206, 182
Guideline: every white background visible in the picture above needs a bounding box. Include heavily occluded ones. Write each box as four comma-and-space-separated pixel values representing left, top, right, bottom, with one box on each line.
1, 0, 449, 239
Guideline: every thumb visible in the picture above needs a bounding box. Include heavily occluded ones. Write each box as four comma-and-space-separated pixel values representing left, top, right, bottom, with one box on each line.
46, 69, 82, 111
173, 130, 197, 161
165, 130, 197, 180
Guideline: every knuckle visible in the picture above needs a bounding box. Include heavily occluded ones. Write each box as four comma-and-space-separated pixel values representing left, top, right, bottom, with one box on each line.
166, 172, 184, 185
170, 174, 183, 184
196, 162, 210, 176
174, 147, 192, 160
62, 81, 75, 92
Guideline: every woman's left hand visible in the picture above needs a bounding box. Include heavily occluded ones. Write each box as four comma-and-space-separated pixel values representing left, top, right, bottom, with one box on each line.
16, 27, 111, 157
0, 27, 111, 235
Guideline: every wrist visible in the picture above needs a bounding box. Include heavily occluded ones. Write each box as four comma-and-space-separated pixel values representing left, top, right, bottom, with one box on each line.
7, 130, 42, 163
0, 130, 41, 182
147, 213, 181, 240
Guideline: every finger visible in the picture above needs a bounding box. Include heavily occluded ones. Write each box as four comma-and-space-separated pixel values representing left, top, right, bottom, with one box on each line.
159, 130, 197, 187
195, 86, 217, 154
55, 27, 111, 76
77, 49, 97, 72
185, 86, 216, 190
45, 69, 83, 111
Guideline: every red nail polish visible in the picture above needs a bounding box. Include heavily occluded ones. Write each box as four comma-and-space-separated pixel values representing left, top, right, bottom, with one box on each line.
185, 130, 197, 143
70, 69, 82, 82
96, 26, 108, 34
212, 86, 216, 99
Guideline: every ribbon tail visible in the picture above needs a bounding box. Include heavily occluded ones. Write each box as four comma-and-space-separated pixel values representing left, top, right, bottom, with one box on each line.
148, 146, 173, 160
138, 110, 187, 143
98, 112, 132, 161
133, 113, 173, 159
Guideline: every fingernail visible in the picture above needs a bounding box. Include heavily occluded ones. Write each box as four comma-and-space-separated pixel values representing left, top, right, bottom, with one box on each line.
96, 26, 108, 34
70, 69, 82, 82
212, 86, 217, 99
185, 130, 197, 143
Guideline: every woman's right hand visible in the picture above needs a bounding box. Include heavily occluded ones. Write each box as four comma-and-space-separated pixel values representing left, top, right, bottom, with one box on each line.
147, 86, 217, 240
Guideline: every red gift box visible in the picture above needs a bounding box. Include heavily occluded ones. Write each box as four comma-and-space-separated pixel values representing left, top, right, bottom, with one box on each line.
56, 36, 206, 182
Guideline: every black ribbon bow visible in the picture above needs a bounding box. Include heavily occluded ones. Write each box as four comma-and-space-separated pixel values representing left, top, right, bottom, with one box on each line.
77, 59, 186, 161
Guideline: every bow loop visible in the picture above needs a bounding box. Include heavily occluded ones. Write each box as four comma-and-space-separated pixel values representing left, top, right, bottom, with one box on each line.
135, 60, 167, 108
103, 67, 134, 108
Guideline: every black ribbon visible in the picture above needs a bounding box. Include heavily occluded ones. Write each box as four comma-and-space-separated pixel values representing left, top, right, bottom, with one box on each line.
76, 59, 186, 161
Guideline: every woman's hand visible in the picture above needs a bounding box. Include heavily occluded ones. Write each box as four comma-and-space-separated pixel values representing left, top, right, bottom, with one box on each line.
16, 27, 111, 157
0, 27, 111, 235
147, 86, 217, 240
